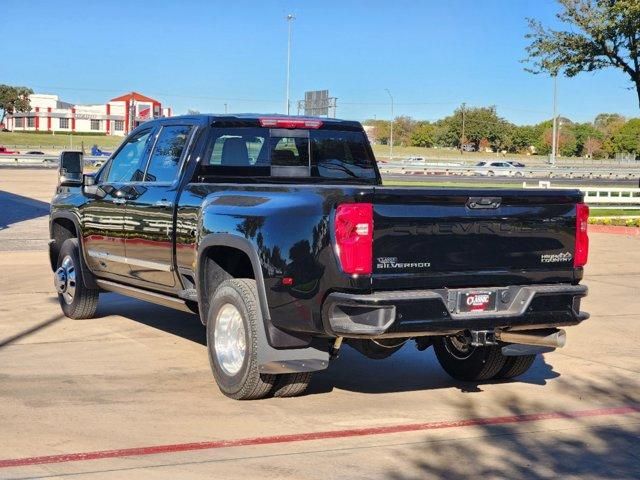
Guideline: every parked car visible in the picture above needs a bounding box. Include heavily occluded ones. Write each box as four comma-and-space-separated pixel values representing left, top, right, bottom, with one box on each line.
475, 161, 523, 177
507, 161, 526, 168
0, 146, 20, 154
49, 114, 590, 400
461, 143, 476, 152
403, 156, 425, 164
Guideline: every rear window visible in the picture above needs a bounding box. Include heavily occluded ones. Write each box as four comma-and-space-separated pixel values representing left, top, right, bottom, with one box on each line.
204, 127, 376, 181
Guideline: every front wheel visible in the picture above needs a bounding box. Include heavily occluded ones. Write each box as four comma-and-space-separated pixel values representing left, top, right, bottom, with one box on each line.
206, 279, 276, 400
433, 334, 506, 382
55, 238, 99, 319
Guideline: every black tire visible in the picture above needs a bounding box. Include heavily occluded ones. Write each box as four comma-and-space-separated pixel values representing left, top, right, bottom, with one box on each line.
55, 238, 99, 319
433, 335, 507, 382
272, 372, 313, 398
206, 279, 276, 400
494, 354, 536, 379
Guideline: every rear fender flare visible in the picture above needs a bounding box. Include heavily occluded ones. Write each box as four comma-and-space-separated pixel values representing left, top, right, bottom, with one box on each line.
197, 233, 329, 373
197, 233, 271, 322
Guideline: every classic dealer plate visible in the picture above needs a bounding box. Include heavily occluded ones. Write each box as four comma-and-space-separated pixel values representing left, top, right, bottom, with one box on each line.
458, 290, 497, 313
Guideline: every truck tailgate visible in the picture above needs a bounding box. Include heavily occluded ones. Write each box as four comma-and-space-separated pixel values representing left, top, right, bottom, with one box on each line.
372, 187, 582, 290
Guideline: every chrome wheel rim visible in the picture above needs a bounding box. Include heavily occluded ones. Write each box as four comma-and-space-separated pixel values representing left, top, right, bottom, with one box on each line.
54, 255, 77, 305
214, 303, 246, 376
444, 334, 475, 360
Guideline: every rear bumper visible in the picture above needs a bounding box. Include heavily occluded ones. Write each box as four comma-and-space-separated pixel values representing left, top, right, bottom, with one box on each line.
322, 283, 588, 338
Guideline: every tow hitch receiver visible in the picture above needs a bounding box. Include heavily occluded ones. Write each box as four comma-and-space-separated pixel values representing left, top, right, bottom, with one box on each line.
470, 330, 497, 346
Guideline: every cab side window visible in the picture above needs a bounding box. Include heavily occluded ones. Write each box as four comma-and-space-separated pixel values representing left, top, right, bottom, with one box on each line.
144, 125, 192, 182
104, 130, 153, 182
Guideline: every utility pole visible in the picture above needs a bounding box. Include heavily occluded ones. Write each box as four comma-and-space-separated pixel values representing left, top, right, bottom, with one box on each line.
556, 119, 563, 159
551, 75, 558, 165
384, 89, 394, 160
285, 14, 295, 115
460, 102, 466, 154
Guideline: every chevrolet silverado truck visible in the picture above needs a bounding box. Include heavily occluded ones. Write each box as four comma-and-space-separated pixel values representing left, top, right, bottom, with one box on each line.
49, 114, 589, 400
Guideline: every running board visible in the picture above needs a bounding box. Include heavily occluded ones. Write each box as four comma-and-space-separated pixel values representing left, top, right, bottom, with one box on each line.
95, 279, 193, 313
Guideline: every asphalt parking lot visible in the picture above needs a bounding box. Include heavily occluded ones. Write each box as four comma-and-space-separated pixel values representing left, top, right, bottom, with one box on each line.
1, 169, 639, 479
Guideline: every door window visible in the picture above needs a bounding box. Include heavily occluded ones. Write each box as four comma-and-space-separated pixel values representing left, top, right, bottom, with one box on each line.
104, 130, 153, 182
144, 125, 192, 182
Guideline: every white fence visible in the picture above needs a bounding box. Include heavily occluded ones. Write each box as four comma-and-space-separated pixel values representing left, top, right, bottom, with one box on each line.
523, 181, 640, 210
378, 163, 640, 180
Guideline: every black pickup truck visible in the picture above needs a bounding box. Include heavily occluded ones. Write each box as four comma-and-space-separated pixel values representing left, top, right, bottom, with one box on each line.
49, 114, 589, 400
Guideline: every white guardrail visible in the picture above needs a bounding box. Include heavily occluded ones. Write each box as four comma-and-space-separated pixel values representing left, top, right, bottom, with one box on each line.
378, 163, 640, 180
0, 154, 106, 167
523, 181, 640, 209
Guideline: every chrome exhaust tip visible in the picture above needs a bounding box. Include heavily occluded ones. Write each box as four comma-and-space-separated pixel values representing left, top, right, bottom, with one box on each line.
496, 328, 566, 349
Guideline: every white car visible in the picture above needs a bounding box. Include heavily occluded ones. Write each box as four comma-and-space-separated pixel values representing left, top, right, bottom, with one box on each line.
474, 161, 523, 177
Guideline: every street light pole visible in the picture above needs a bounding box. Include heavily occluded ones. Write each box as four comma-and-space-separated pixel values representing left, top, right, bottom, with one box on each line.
460, 102, 466, 154
285, 14, 295, 115
385, 88, 394, 160
551, 75, 558, 165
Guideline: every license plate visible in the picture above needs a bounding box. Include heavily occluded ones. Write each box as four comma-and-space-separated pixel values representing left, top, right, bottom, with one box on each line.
458, 290, 497, 313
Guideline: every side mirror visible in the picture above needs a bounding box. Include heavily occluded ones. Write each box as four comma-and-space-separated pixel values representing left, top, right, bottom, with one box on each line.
82, 173, 107, 199
59, 150, 83, 187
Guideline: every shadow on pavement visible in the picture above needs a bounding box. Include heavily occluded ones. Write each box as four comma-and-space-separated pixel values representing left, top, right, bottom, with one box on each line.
95, 292, 205, 345
0, 190, 50, 230
0, 313, 64, 349
308, 343, 560, 396
383, 372, 640, 479
92, 293, 563, 397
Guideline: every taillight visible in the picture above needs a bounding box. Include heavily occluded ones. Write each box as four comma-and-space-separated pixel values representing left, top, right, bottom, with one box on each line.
334, 203, 373, 275
574, 203, 589, 267
259, 117, 323, 129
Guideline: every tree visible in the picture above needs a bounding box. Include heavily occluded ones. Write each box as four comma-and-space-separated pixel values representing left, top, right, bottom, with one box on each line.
611, 118, 640, 153
524, 0, 640, 108
435, 106, 513, 151
570, 122, 604, 156
392, 116, 416, 146
594, 112, 626, 133
410, 121, 434, 147
0, 84, 33, 124
363, 119, 390, 145
510, 125, 539, 153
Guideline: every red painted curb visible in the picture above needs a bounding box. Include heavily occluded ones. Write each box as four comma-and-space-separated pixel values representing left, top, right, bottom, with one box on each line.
1, 405, 638, 469
590, 225, 640, 236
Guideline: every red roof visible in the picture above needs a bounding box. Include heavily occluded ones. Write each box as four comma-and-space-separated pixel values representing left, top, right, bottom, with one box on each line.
109, 92, 160, 104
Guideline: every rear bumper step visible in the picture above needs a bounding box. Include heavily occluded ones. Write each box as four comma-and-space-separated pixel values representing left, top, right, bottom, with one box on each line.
322, 284, 588, 338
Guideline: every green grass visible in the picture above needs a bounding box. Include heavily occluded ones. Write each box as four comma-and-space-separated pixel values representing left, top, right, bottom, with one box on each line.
589, 208, 640, 217
0, 131, 124, 150
373, 145, 536, 162
371, 144, 624, 165
384, 179, 527, 189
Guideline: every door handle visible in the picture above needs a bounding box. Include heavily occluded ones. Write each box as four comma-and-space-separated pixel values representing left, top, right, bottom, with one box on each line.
154, 200, 173, 208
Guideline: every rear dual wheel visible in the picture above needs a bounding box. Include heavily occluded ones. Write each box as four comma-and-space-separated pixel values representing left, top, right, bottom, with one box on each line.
206, 279, 312, 400
433, 334, 535, 382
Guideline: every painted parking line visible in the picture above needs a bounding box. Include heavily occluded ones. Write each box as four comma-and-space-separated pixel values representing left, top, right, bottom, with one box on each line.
1, 405, 639, 469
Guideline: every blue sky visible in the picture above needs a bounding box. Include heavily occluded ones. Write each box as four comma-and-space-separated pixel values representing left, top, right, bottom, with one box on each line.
3, 0, 638, 125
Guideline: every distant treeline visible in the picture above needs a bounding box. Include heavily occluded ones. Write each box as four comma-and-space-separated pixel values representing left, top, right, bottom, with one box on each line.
364, 107, 640, 159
